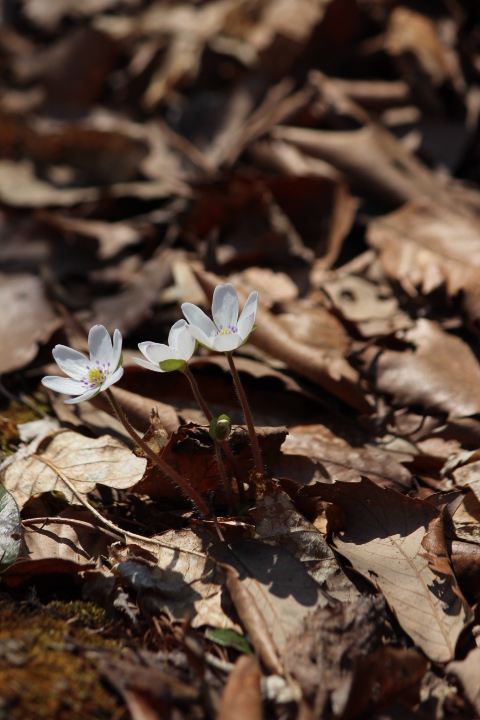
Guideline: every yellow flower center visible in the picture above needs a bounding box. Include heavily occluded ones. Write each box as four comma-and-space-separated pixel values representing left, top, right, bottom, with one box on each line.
88, 368, 103, 384
218, 329, 232, 335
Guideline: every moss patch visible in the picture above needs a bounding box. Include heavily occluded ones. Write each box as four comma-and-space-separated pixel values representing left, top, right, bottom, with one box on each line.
0, 597, 129, 720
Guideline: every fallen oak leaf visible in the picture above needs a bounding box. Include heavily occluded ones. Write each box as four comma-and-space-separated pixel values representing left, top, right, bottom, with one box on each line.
302, 477, 473, 662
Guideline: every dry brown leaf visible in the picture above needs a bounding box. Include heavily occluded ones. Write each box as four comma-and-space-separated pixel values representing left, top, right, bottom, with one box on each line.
209, 539, 331, 674
303, 478, 473, 662
0, 272, 60, 374
0, 159, 99, 207
367, 199, 480, 325
112, 526, 240, 631
279, 424, 412, 489
361, 319, 480, 420
447, 647, 480, 714
3, 429, 147, 510
217, 655, 262, 720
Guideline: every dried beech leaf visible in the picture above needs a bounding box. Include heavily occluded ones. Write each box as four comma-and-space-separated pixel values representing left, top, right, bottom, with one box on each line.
362, 319, 480, 419
3, 430, 147, 509
0, 273, 60, 374
303, 478, 473, 662
209, 540, 331, 674
112, 526, 239, 631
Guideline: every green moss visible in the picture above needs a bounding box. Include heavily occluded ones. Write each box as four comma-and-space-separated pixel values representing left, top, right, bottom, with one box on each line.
0, 597, 129, 720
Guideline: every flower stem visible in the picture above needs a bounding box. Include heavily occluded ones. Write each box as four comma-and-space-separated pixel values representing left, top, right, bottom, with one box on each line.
225, 352, 263, 476
181, 365, 246, 503
106, 388, 211, 518
214, 440, 238, 514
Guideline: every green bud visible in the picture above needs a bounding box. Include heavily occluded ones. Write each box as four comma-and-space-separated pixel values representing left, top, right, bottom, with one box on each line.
209, 414, 232, 442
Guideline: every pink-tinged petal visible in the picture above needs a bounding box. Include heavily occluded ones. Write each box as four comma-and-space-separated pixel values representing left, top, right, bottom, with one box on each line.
187, 323, 215, 350
64, 386, 102, 404
213, 333, 243, 352
175, 327, 196, 361
237, 291, 258, 339
212, 283, 239, 331
168, 319, 188, 349
181, 303, 217, 340
112, 329, 123, 370
88, 325, 113, 367
132, 357, 164, 373
144, 344, 178, 364
52, 345, 89, 380
42, 375, 84, 395
100, 366, 124, 392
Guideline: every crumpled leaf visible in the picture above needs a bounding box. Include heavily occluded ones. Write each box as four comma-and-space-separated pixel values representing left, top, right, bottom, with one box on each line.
0, 486, 21, 572
209, 539, 332, 674
303, 478, 473, 662
3, 429, 147, 510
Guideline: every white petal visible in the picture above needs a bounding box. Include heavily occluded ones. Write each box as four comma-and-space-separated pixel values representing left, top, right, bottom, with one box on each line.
181, 303, 217, 340
64, 386, 102, 404
237, 291, 258, 339
89, 325, 113, 367
100, 366, 124, 391
175, 327, 196, 361
133, 357, 164, 373
42, 375, 84, 395
144, 343, 178, 364
52, 345, 89, 380
212, 284, 239, 331
187, 323, 215, 350
168, 319, 188, 349
112, 329, 123, 370
213, 333, 243, 352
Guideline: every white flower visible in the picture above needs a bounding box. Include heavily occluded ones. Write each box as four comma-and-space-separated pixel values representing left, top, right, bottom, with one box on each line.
133, 319, 196, 373
42, 325, 123, 404
182, 283, 258, 352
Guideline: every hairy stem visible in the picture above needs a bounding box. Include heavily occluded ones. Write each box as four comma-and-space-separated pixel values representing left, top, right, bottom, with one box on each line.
225, 352, 263, 475
106, 388, 211, 518
182, 365, 246, 503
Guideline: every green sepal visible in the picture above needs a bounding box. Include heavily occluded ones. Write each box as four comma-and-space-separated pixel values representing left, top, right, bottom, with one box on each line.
159, 358, 187, 372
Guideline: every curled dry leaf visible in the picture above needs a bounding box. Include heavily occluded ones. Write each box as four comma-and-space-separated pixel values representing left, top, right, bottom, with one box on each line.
112, 526, 240, 632
361, 319, 480, 420
209, 539, 332, 674
447, 647, 480, 714
3, 429, 147, 510
0, 272, 59, 374
303, 477, 473, 662
367, 199, 480, 325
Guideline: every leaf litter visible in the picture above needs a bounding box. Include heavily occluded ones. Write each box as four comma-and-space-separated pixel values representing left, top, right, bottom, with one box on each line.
2, 0, 480, 718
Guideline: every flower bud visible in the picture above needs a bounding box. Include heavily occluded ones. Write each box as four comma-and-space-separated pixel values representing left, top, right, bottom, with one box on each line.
209, 414, 232, 442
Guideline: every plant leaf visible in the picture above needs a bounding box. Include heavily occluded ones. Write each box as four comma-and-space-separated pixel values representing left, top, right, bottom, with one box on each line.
0, 486, 21, 571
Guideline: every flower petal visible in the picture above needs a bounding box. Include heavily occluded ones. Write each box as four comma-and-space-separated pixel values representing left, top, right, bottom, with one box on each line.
182, 303, 217, 339
212, 284, 239, 331
213, 333, 243, 352
144, 343, 178, 364
132, 357, 164, 373
237, 291, 258, 339
175, 327, 196, 361
112, 329, 123, 370
52, 345, 89, 380
168, 319, 188, 349
64, 386, 102, 404
89, 325, 113, 367
42, 375, 84, 395
100, 366, 124, 392
187, 323, 215, 350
